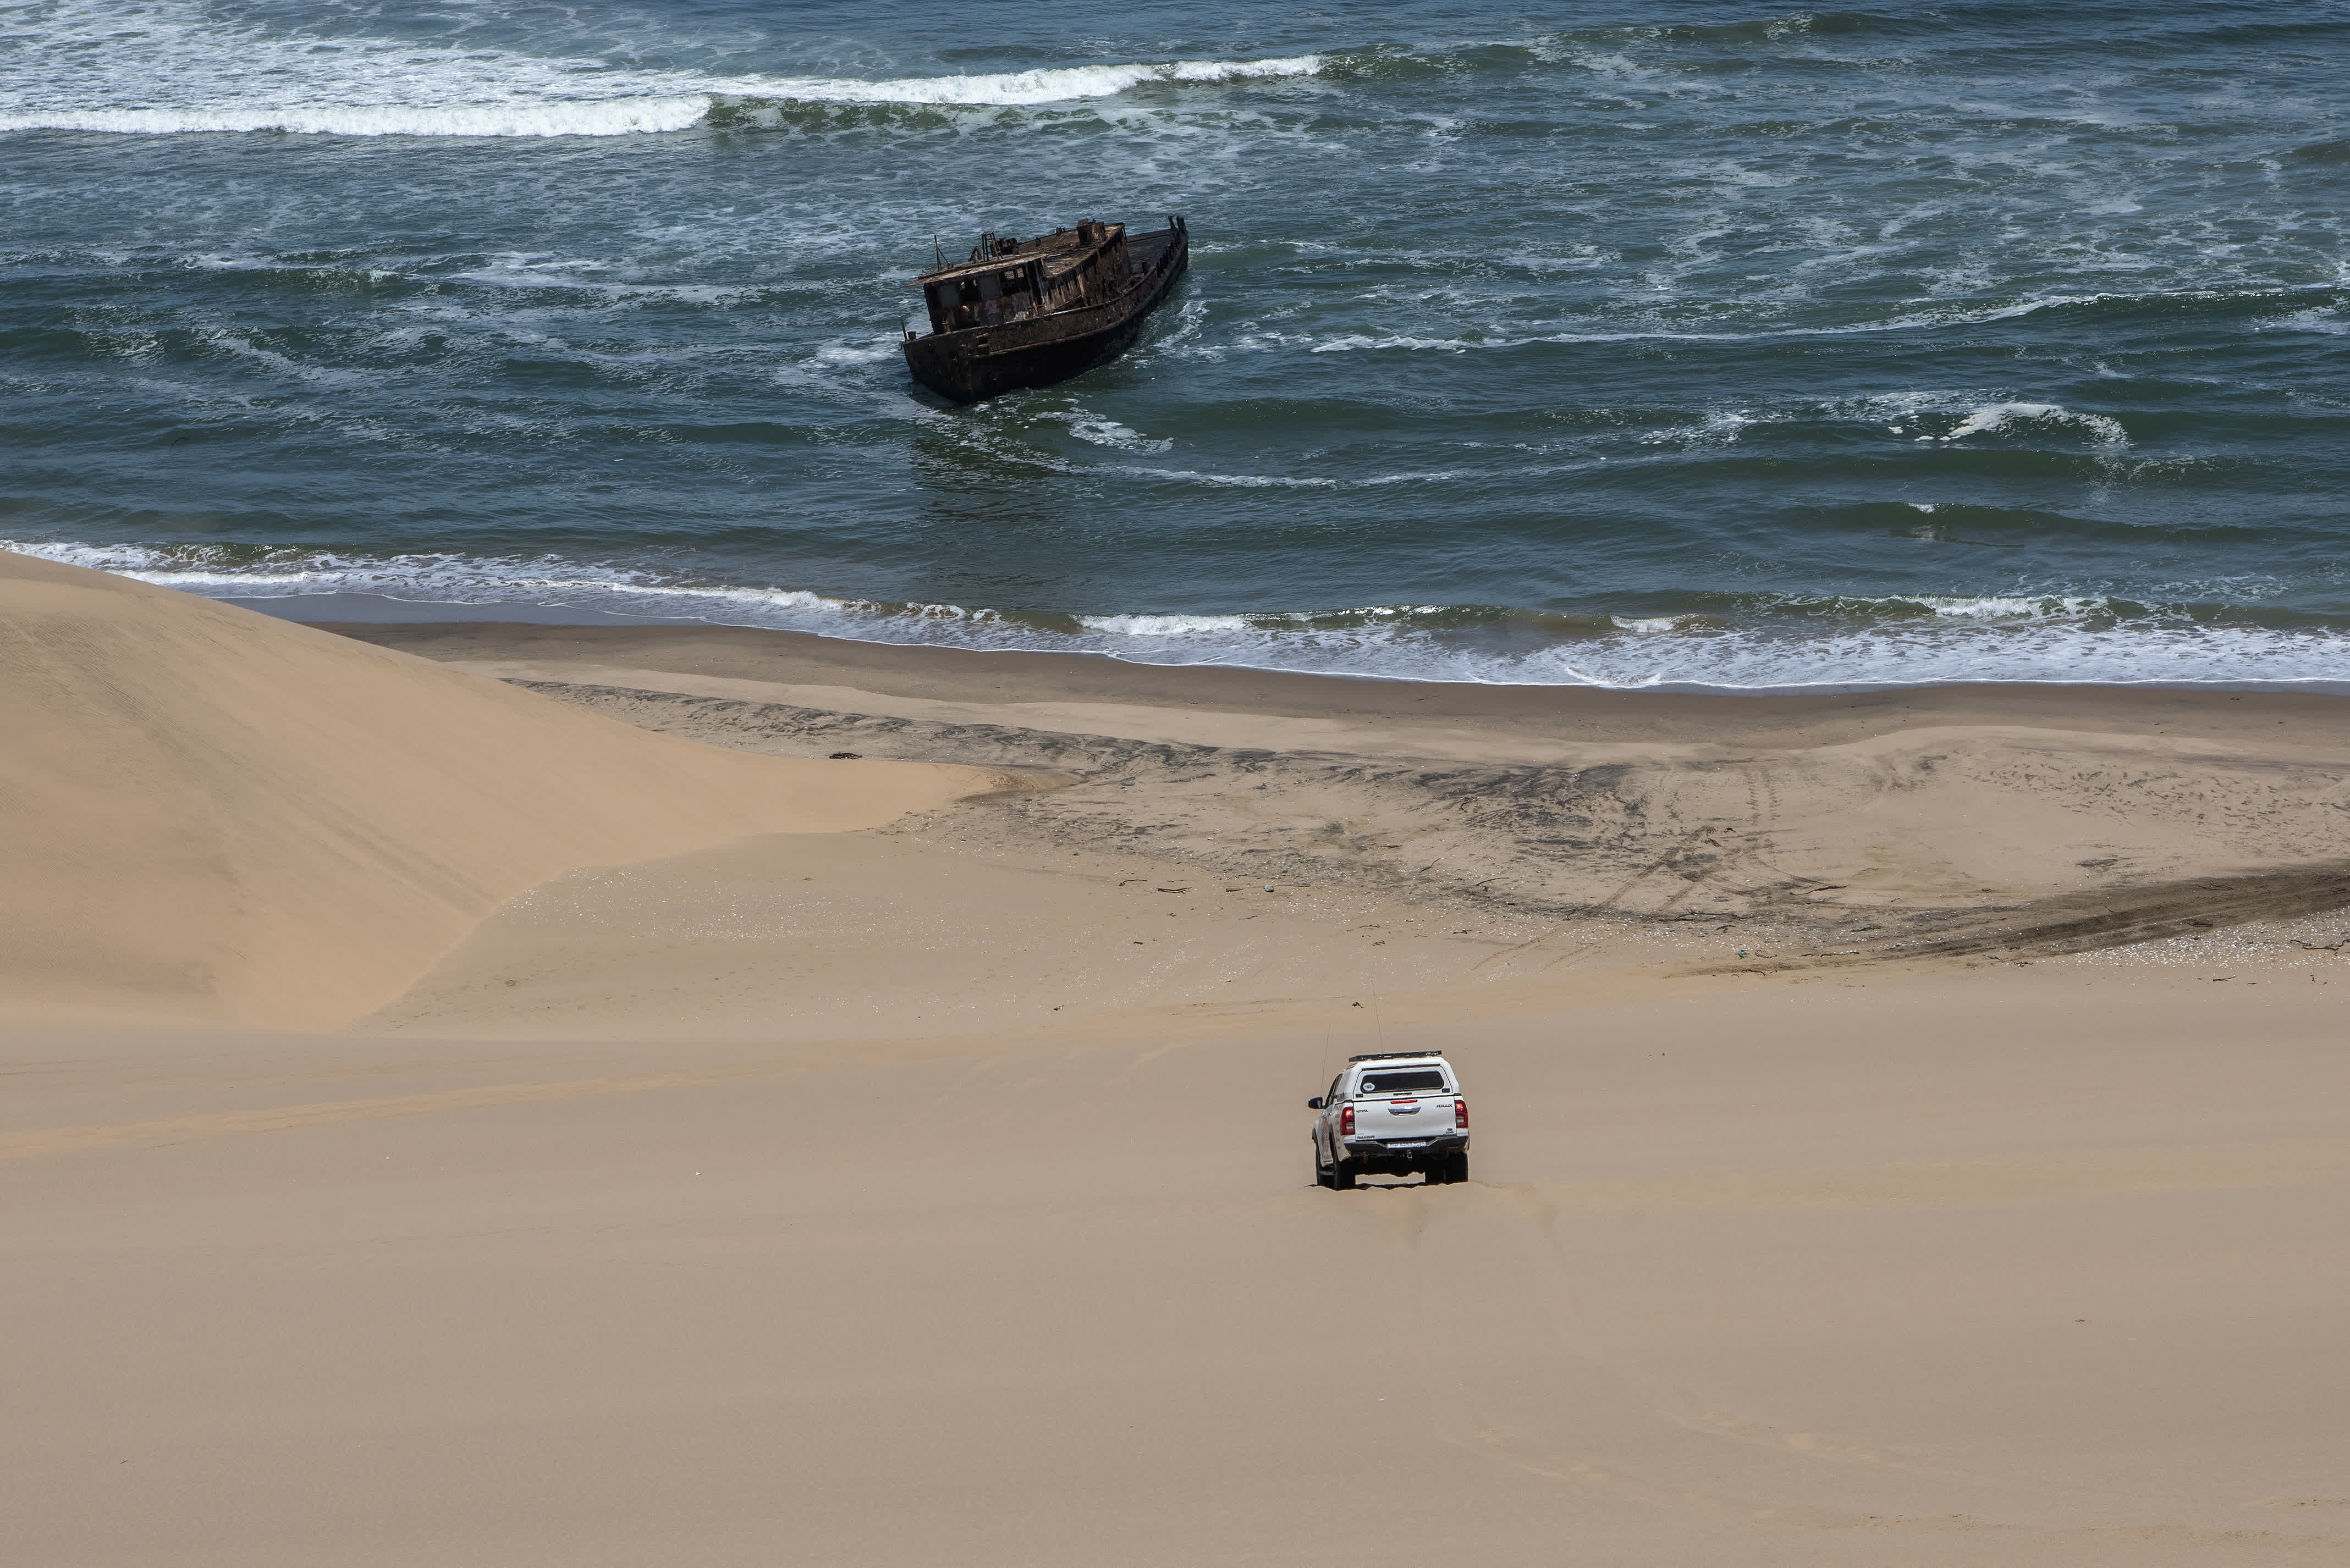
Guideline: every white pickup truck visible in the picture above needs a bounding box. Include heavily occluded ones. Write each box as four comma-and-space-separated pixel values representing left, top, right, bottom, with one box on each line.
1307, 1051, 1470, 1189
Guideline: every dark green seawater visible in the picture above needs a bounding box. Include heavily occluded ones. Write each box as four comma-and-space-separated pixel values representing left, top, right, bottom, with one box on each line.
4, 1, 2347, 687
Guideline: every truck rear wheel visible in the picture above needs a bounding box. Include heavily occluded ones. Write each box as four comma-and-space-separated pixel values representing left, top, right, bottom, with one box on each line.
1330, 1161, 1358, 1190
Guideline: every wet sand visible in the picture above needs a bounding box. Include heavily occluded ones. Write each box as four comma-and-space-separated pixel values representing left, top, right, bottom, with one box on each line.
340, 619, 2350, 975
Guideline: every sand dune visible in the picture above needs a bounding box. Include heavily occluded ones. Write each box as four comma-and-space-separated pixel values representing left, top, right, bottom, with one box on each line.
0, 554, 999, 1029
8, 596, 2350, 1565
361, 827, 1537, 1041
10, 973, 2349, 1567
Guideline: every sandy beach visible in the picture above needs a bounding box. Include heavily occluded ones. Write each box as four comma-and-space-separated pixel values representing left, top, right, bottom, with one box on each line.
8, 551, 2349, 1566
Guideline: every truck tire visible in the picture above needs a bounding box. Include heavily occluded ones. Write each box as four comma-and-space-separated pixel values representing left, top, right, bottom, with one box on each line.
1449, 1151, 1470, 1184
1331, 1160, 1358, 1190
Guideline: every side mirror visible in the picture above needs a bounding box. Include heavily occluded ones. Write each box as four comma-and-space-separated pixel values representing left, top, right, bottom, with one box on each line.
1306, 1097, 1324, 1110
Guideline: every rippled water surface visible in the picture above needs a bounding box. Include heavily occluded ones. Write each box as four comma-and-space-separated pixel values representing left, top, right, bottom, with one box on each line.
4, 1, 2347, 686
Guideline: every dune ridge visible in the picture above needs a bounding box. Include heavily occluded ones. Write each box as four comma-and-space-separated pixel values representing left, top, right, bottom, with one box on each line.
0, 552, 998, 1029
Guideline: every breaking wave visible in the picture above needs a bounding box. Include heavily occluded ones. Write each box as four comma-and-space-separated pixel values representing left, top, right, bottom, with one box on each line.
0, 1, 1321, 138
733, 57, 1323, 109
11, 98, 724, 139
0, 0, 1325, 138
14, 540, 2350, 693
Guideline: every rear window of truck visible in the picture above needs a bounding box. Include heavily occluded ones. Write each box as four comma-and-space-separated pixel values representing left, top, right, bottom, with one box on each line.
1357, 1068, 1449, 1096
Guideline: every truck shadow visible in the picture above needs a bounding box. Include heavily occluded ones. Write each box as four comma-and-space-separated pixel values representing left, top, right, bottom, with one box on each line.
1309, 1178, 1462, 1191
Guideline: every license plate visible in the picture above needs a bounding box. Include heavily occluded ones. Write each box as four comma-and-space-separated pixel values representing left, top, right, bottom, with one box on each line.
1387, 1140, 1429, 1150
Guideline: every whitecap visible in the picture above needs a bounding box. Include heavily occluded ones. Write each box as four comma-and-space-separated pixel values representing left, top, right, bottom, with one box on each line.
2263, 307, 2350, 336
1938, 401, 2129, 450
1905, 594, 2111, 620
5, 97, 719, 138
1117, 468, 1342, 489
1311, 334, 1477, 353
746, 57, 1322, 109
0, 1, 1322, 139
1077, 613, 1259, 636
1039, 410, 1174, 454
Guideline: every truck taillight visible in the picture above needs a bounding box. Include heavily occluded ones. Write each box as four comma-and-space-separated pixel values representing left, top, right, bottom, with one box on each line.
1340, 1105, 1354, 1136
1454, 1098, 1468, 1129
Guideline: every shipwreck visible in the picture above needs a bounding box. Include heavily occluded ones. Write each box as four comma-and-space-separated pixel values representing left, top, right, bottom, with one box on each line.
902, 216, 1189, 404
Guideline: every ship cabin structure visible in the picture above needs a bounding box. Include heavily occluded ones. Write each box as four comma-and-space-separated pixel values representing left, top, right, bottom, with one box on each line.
919, 220, 1132, 336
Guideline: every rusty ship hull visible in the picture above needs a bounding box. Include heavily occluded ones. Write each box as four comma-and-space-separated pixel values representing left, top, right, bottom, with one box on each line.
903, 218, 1187, 405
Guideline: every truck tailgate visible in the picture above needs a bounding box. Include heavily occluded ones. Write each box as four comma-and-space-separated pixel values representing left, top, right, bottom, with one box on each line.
1356, 1095, 1454, 1146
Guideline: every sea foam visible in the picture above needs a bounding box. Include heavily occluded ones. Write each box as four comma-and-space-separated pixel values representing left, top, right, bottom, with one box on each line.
13, 540, 2350, 694
13, 98, 721, 139
0, 2, 1320, 138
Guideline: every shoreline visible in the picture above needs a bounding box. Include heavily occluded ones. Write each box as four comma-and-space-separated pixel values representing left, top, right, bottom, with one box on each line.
207, 587, 2350, 699
311, 616, 2350, 752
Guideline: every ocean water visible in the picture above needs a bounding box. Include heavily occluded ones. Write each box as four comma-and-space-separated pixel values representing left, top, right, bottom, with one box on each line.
4, 1, 2347, 689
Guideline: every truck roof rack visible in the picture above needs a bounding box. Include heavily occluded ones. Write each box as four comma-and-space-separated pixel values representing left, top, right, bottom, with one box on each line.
1347, 1050, 1447, 1063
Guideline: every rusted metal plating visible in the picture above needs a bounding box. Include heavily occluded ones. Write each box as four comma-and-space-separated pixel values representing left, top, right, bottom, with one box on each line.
901, 216, 1188, 403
